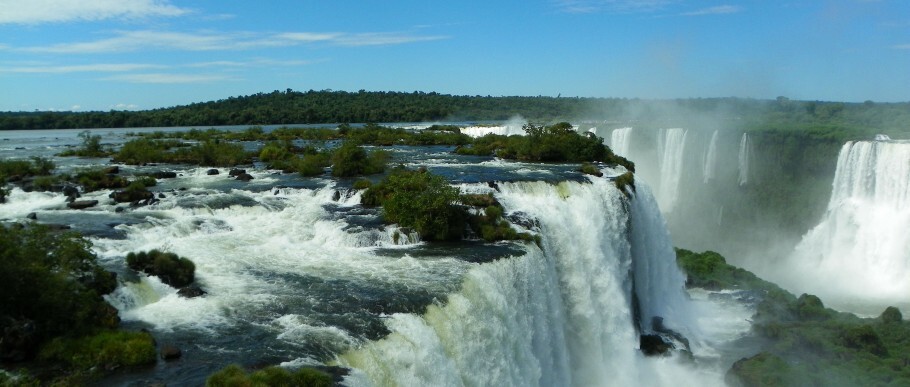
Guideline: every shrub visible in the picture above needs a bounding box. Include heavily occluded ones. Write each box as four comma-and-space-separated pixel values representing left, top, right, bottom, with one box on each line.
0, 157, 55, 180
352, 179, 372, 190
362, 168, 464, 240
59, 130, 109, 157
0, 225, 120, 359
579, 162, 603, 177
39, 330, 156, 370
73, 168, 130, 192
296, 153, 331, 177
331, 142, 389, 177
206, 364, 332, 387
614, 172, 635, 194
110, 181, 154, 203
880, 307, 903, 324
126, 249, 195, 288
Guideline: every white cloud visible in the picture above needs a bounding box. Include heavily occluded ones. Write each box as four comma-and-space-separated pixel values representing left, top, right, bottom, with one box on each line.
70, 105, 82, 111
0, 0, 188, 24
553, 0, 679, 14
20, 30, 448, 53
110, 103, 140, 110
681, 5, 742, 16
102, 73, 233, 84
0, 63, 166, 73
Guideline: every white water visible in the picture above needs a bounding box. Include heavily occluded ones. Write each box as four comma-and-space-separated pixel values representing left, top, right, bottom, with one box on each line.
460, 116, 528, 138
702, 130, 719, 184
610, 127, 633, 157
339, 178, 722, 386
779, 140, 910, 311
737, 133, 751, 186
656, 128, 688, 213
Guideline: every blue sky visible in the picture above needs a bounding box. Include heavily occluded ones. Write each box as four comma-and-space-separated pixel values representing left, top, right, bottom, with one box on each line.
1, 0, 908, 111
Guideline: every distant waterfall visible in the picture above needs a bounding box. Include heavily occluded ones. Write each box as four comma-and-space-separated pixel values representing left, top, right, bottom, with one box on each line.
702, 130, 719, 183
656, 128, 688, 213
339, 179, 709, 386
786, 140, 910, 307
610, 127, 633, 157
737, 133, 751, 186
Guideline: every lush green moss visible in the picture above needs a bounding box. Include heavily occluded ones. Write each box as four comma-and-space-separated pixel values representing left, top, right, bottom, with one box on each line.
578, 162, 603, 177
38, 330, 156, 370
205, 364, 332, 387
126, 249, 195, 288
613, 172, 635, 195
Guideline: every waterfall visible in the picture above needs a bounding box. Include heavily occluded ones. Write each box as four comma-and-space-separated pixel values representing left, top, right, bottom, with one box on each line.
338, 178, 711, 386
656, 128, 688, 213
737, 133, 751, 186
610, 127, 633, 157
785, 140, 910, 308
702, 130, 719, 184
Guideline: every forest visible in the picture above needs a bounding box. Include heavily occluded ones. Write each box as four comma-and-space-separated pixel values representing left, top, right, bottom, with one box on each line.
1, 90, 908, 140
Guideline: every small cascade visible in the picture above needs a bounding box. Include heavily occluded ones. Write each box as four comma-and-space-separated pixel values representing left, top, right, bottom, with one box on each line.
737, 133, 751, 186
702, 130, 719, 183
656, 128, 688, 213
339, 179, 711, 386
610, 127, 634, 157
784, 140, 910, 308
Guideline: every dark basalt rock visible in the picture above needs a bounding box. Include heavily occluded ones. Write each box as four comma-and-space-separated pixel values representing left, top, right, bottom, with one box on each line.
158, 193, 166, 199
640, 334, 673, 356
177, 285, 206, 298
110, 189, 153, 203
206, 168, 220, 175
153, 171, 177, 179
62, 185, 80, 198
103, 166, 120, 174
332, 190, 341, 201
160, 344, 182, 361
235, 173, 254, 182
115, 206, 126, 213
26, 212, 37, 220
67, 200, 99, 209
228, 168, 246, 177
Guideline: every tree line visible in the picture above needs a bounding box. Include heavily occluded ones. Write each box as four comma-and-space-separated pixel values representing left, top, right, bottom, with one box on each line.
1, 90, 908, 138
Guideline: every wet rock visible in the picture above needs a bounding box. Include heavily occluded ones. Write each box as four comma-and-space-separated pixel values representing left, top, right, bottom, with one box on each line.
332, 190, 342, 201
26, 212, 37, 220
235, 173, 254, 182
62, 185, 80, 198
158, 193, 166, 199
43, 224, 71, 231
115, 206, 126, 213
228, 168, 246, 177
67, 200, 99, 209
640, 334, 673, 356
487, 181, 501, 192
160, 345, 182, 361
103, 166, 120, 174
110, 189, 153, 203
206, 168, 220, 176
178, 285, 206, 298
153, 171, 177, 179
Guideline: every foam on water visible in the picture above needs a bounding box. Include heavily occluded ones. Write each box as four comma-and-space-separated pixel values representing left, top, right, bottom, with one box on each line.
656, 128, 688, 213
610, 127, 633, 157
0, 187, 67, 220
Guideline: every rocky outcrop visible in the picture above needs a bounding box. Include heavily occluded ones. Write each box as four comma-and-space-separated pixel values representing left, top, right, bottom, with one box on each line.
67, 200, 99, 209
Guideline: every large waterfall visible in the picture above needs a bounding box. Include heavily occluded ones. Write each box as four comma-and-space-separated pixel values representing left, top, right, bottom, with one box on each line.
338, 178, 714, 386
702, 130, 719, 184
610, 127, 633, 157
737, 133, 751, 186
656, 128, 688, 213
783, 140, 910, 310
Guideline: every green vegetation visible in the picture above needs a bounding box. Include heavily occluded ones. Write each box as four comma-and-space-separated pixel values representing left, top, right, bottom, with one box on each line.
38, 330, 156, 370
613, 172, 635, 195
114, 138, 251, 166
72, 167, 129, 191
0, 157, 55, 181
110, 180, 154, 203
352, 178, 372, 190
206, 364, 332, 387
578, 162, 603, 177
455, 122, 635, 170
363, 169, 536, 243
58, 130, 110, 157
362, 168, 464, 241
126, 249, 196, 288
330, 142, 389, 177
676, 249, 910, 387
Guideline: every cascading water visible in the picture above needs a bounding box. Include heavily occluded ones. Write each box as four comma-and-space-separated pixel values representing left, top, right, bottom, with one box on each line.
780, 140, 910, 310
338, 178, 716, 386
610, 127, 633, 157
737, 133, 751, 186
702, 130, 718, 184
656, 128, 688, 213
